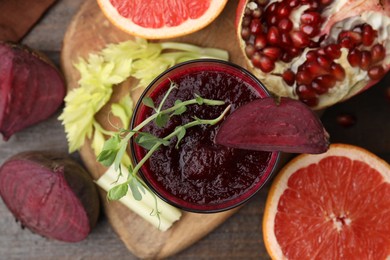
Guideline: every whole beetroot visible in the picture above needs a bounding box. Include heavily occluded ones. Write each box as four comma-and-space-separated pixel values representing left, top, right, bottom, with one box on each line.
0, 151, 100, 242
0, 42, 65, 140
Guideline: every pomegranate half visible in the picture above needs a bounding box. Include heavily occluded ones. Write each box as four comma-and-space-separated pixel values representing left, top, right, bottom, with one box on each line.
236, 0, 390, 109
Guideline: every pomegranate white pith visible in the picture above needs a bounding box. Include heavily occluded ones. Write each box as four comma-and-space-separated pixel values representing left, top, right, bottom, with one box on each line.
237, 0, 390, 109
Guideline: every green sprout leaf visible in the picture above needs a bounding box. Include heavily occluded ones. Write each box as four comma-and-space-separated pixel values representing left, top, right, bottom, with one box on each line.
175, 127, 186, 149
156, 113, 170, 128
172, 100, 187, 116
108, 183, 128, 200
97, 134, 121, 166
142, 97, 155, 109
129, 179, 143, 201
135, 132, 169, 150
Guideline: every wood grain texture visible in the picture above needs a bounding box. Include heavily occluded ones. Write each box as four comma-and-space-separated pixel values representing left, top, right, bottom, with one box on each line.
60, 0, 245, 258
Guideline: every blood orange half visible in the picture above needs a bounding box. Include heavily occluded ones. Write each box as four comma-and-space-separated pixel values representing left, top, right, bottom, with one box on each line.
96, 0, 228, 39
263, 144, 390, 259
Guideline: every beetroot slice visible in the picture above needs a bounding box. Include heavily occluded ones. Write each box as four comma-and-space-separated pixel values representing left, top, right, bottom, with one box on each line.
0, 42, 65, 140
0, 152, 100, 242
215, 97, 330, 154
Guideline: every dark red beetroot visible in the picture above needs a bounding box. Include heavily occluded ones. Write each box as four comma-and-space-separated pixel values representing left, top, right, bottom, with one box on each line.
216, 97, 329, 154
0, 42, 65, 140
0, 152, 100, 242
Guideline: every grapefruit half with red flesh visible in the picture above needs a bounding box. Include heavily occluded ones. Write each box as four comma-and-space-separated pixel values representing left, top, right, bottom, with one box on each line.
263, 143, 390, 259
97, 0, 229, 39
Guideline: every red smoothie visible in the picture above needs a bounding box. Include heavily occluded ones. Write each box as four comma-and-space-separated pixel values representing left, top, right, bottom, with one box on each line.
131, 60, 279, 212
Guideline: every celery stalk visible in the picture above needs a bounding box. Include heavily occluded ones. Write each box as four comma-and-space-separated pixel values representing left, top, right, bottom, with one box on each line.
96, 165, 182, 231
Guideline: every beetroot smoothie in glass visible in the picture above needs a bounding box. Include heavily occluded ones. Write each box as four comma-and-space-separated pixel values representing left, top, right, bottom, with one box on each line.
131, 60, 279, 213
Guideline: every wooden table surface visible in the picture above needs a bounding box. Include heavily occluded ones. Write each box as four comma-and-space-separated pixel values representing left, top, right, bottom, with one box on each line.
1, 1, 389, 259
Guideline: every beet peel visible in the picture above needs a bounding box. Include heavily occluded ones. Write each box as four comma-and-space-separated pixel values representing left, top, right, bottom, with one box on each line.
0, 42, 65, 140
0, 151, 100, 242
216, 97, 330, 154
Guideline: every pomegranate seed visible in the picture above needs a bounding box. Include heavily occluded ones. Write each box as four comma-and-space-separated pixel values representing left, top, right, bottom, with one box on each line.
317, 48, 326, 56
311, 81, 328, 94
368, 65, 385, 80
291, 31, 310, 48
336, 113, 356, 127
305, 61, 328, 76
300, 97, 319, 107
245, 45, 256, 58
242, 17, 251, 27
281, 32, 292, 45
278, 18, 293, 32
300, 12, 321, 25
256, 0, 269, 6
255, 34, 267, 50
263, 47, 281, 60
296, 70, 312, 85
250, 19, 263, 34
252, 8, 263, 18
314, 74, 336, 89
362, 24, 376, 46
300, 24, 318, 37
281, 52, 293, 62
282, 69, 296, 86
277, 4, 291, 17
324, 44, 341, 59
339, 37, 354, 49
338, 31, 349, 39
321, 0, 333, 5
296, 84, 317, 99
288, 0, 300, 8
330, 63, 346, 81
267, 15, 278, 25
360, 51, 372, 70
251, 52, 262, 68
252, 53, 275, 73
241, 27, 250, 40
308, 1, 320, 10
317, 55, 332, 70
267, 26, 281, 45
266, 2, 278, 13
289, 47, 301, 57
371, 43, 386, 63
347, 48, 362, 67
306, 50, 317, 62
339, 31, 362, 46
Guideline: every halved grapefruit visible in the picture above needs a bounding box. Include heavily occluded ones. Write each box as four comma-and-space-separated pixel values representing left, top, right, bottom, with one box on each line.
263, 143, 390, 259
96, 0, 228, 39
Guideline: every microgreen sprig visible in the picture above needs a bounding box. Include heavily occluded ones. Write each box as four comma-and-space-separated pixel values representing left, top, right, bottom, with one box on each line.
97, 82, 230, 203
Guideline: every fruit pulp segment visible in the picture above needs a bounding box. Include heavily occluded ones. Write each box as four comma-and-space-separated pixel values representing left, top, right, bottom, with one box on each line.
110, 0, 211, 28
275, 156, 390, 259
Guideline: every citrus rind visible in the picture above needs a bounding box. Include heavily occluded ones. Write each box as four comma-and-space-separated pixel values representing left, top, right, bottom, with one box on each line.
97, 0, 229, 39
263, 143, 390, 259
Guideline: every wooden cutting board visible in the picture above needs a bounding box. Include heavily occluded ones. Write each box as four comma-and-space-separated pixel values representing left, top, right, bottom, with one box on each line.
61, 0, 251, 259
